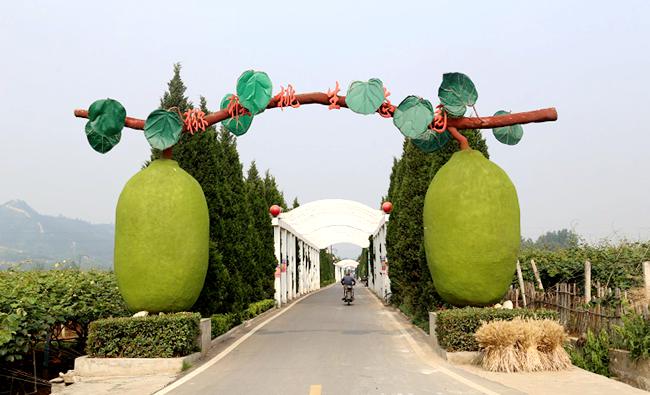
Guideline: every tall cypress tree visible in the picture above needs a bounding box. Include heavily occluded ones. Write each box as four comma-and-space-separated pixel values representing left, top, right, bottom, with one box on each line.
149, 63, 194, 161
160, 63, 192, 112
246, 162, 276, 300
211, 128, 256, 311
386, 130, 489, 324
262, 170, 287, 209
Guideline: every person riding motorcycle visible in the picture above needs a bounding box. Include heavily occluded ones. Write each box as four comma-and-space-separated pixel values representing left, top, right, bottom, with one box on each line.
341, 271, 356, 301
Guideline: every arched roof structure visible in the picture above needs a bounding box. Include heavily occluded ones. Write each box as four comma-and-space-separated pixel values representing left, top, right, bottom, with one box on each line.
334, 259, 359, 268
277, 199, 386, 249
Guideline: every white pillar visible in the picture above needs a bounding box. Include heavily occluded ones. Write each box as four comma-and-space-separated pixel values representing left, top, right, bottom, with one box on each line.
273, 223, 281, 307
299, 241, 305, 295
280, 228, 288, 304
287, 232, 293, 300
290, 233, 296, 299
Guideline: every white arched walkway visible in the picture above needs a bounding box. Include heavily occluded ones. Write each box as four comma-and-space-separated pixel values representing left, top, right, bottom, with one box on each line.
271, 199, 391, 306
334, 259, 359, 281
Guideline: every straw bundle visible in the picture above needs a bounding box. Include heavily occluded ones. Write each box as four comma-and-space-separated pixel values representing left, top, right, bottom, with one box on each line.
474, 318, 571, 372
537, 319, 572, 370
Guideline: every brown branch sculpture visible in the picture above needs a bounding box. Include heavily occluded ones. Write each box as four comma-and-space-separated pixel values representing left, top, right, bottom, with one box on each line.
74, 91, 557, 136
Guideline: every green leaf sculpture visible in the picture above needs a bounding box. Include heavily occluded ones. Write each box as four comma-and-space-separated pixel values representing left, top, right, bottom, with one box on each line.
85, 123, 121, 154
438, 72, 478, 117
346, 78, 385, 115
393, 96, 435, 138
220, 93, 253, 136
87, 99, 126, 136
492, 110, 524, 145
411, 130, 452, 153
83, 98, 126, 153
144, 109, 183, 150
236, 70, 273, 114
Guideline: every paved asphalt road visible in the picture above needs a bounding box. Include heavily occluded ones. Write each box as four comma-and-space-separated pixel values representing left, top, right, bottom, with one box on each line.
164, 286, 519, 395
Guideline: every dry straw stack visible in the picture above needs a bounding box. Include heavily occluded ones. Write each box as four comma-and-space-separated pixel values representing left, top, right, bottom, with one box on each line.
474, 318, 572, 372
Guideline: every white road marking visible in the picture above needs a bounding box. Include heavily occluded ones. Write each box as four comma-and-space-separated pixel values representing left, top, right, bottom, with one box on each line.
366, 288, 501, 395
155, 286, 331, 395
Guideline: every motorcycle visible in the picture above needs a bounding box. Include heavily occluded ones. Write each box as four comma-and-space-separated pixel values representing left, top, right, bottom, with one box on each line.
343, 285, 354, 305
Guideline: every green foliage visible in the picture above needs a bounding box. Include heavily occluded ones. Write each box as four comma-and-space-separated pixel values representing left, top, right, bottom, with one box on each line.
236, 70, 272, 114
84, 98, 125, 153
86, 313, 200, 358
144, 109, 183, 150
614, 310, 650, 361
221, 93, 254, 136
262, 170, 287, 209
210, 312, 241, 339
0, 270, 129, 362
492, 110, 524, 145
438, 72, 478, 117
411, 130, 451, 153
210, 299, 275, 338
518, 241, 648, 290
356, 248, 368, 279
160, 63, 193, 113
246, 163, 277, 301
319, 250, 336, 286
392, 96, 434, 138
521, 228, 579, 250
346, 79, 385, 115
386, 130, 489, 327
242, 299, 275, 320
567, 330, 611, 376
436, 307, 559, 352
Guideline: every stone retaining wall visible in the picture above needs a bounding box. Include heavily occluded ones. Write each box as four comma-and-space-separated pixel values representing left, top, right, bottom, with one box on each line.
609, 349, 650, 391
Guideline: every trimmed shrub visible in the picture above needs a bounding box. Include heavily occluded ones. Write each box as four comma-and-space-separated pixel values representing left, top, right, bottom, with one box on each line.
245, 299, 275, 319
436, 307, 558, 351
86, 312, 200, 358
211, 299, 275, 339
211, 313, 241, 339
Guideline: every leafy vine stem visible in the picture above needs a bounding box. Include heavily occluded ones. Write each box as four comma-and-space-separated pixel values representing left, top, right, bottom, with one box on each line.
74, 96, 556, 149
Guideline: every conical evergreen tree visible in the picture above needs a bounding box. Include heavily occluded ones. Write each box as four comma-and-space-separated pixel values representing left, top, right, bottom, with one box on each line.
246, 162, 277, 300
291, 197, 300, 209
160, 63, 192, 111
262, 170, 287, 209
386, 130, 489, 324
149, 63, 194, 161
210, 128, 256, 311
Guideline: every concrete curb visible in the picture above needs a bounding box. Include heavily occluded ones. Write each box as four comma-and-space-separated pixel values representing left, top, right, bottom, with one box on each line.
74, 353, 201, 377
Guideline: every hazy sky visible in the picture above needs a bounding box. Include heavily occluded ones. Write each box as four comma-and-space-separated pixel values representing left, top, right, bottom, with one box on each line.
1, 1, 649, 258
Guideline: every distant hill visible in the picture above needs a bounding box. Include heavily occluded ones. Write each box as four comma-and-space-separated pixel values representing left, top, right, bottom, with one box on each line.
0, 200, 114, 269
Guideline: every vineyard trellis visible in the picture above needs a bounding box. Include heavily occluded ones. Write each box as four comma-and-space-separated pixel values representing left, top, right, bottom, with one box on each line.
507, 280, 649, 336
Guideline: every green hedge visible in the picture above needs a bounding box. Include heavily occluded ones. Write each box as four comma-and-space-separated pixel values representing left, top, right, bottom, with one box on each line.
243, 299, 275, 320
436, 307, 559, 352
211, 299, 275, 339
211, 313, 241, 339
86, 312, 200, 358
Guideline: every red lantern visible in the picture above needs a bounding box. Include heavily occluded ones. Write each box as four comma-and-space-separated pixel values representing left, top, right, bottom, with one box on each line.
269, 205, 282, 217
381, 201, 393, 214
